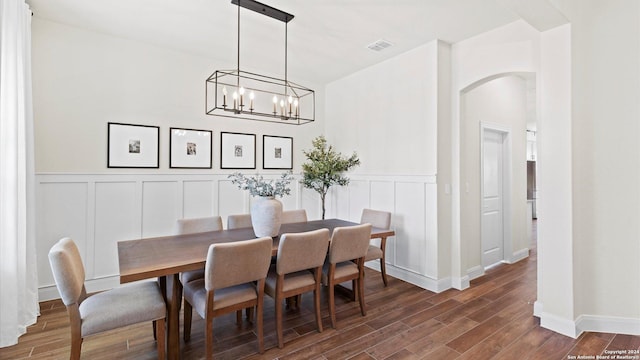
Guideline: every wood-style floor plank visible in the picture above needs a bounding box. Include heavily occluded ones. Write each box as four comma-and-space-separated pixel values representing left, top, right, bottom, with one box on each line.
2, 221, 639, 359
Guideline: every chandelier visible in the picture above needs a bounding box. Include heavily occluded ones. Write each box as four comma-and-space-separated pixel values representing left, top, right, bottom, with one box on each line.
205, 0, 315, 125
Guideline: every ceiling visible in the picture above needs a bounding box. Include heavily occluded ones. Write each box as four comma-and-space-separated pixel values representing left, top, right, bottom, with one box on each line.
26, 0, 531, 85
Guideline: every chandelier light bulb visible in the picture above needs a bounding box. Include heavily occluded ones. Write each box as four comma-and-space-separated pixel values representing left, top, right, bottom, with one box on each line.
239, 87, 245, 95
249, 91, 255, 100
222, 86, 227, 95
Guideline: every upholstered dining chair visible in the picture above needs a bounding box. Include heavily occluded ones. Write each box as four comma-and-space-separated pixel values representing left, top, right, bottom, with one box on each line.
176, 216, 224, 284
48, 238, 166, 360
322, 223, 372, 329
182, 237, 273, 358
360, 209, 392, 286
281, 209, 308, 224
227, 213, 253, 229
265, 228, 329, 348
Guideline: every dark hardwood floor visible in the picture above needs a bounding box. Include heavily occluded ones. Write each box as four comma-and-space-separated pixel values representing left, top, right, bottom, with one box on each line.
3, 222, 639, 359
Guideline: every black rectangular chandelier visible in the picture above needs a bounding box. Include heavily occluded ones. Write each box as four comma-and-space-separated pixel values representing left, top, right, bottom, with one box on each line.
205, 0, 315, 125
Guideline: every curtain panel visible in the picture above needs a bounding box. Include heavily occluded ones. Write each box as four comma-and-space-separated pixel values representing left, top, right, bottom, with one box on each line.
0, 0, 39, 347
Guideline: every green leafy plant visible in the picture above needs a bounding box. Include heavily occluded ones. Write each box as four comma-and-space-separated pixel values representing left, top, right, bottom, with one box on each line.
301, 136, 360, 219
228, 171, 293, 198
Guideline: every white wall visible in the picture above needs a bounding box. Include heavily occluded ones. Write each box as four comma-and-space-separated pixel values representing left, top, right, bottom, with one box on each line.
31, 18, 324, 173
30, 19, 326, 298
536, 23, 575, 336
551, 0, 640, 335
324, 41, 450, 291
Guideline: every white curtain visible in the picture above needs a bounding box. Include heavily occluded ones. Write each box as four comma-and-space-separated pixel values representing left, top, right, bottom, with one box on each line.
0, 0, 39, 347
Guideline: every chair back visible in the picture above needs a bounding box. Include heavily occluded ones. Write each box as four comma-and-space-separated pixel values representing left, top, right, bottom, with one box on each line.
277, 228, 329, 275
48, 238, 86, 306
227, 213, 253, 229
176, 216, 223, 234
205, 237, 272, 291
281, 209, 308, 224
360, 209, 391, 229
328, 224, 372, 264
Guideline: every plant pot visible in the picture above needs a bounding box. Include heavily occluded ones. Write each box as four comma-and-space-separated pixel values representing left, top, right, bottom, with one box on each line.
250, 196, 283, 237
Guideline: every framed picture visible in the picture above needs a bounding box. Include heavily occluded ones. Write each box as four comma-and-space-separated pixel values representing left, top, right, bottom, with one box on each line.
263, 135, 293, 170
107, 122, 159, 168
220, 132, 256, 169
169, 127, 212, 169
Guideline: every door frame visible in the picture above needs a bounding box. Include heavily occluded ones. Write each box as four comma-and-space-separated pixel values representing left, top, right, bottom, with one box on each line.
480, 122, 513, 268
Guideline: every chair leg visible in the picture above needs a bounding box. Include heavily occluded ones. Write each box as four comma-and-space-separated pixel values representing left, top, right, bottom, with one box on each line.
205, 315, 214, 359
295, 294, 302, 310
152, 320, 157, 340
328, 280, 337, 329
236, 310, 242, 325
246, 306, 254, 322
70, 336, 82, 360
183, 301, 193, 342
155, 319, 166, 360
276, 296, 284, 348
351, 279, 357, 301
257, 298, 265, 353
380, 257, 388, 286
358, 276, 366, 316
314, 285, 323, 333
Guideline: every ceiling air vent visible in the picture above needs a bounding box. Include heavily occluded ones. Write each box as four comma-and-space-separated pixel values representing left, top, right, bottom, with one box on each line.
366, 39, 393, 52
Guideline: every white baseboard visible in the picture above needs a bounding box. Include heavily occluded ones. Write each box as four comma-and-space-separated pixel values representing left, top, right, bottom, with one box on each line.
509, 248, 530, 263
451, 275, 470, 291
576, 315, 640, 336
365, 262, 451, 293
467, 265, 485, 281
534, 301, 640, 338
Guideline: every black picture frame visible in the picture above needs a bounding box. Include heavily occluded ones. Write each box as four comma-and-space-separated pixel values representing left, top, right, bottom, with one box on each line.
263, 135, 293, 170
107, 122, 159, 168
169, 127, 213, 169
220, 132, 256, 169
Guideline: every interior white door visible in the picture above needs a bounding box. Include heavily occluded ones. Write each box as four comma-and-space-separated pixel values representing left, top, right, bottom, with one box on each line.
482, 129, 505, 268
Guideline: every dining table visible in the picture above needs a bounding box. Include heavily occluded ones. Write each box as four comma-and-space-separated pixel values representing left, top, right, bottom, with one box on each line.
118, 218, 395, 360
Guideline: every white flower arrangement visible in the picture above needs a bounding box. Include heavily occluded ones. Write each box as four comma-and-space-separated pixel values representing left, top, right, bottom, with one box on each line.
228, 171, 294, 198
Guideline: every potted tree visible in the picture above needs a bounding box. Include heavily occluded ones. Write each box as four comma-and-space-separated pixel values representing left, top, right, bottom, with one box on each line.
301, 136, 360, 219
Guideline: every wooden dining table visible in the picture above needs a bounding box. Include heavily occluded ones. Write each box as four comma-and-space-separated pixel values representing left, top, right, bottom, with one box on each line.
118, 218, 395, 359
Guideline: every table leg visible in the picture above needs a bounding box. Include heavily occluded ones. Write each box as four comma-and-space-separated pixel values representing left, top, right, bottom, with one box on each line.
164, 273, 183, 360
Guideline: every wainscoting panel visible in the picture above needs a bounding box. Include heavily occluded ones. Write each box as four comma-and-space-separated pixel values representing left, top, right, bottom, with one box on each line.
93, 181, 139, 279
369, 180, 396, 263
394, 181, 428, 276
37, 182, 88, 287
218, 179, 246, 220
35, 173, 442, 300
142, 181, 179, 238
183, 180, 216, 219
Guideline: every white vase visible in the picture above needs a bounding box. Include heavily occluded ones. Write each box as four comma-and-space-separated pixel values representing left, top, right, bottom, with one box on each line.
250, 196, 283, 237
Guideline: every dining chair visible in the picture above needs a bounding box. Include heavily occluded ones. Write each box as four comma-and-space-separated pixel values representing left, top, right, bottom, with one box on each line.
227, 213, 253, 229
281, 209, 308, 224
264, 228, 329, 348
322, 223, 372, 329
48, 238, 166, 360
360, 209, 392, 286
182, 237, 273, 358
176, 216, 224, 284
